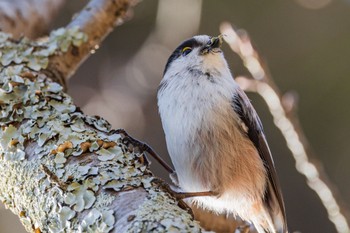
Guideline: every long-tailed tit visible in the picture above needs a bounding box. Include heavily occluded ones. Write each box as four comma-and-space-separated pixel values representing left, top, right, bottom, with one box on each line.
157, 35, 288, 233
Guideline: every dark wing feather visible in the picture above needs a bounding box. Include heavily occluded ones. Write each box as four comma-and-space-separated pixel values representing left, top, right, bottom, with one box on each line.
232, 88, 287, 230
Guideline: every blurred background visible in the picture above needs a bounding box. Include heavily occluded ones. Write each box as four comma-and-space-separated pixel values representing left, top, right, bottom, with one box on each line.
1, 0, 350, 232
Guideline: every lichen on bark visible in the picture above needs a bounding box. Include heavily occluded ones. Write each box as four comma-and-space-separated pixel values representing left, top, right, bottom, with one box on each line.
0, 29, 202, 232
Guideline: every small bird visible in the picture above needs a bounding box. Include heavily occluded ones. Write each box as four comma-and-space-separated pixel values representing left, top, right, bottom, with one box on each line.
157, 35, 288, 233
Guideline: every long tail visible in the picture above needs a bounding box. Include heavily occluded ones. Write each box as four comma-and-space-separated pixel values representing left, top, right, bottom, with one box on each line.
252, 181, 288, 233
250, 207, 287, 233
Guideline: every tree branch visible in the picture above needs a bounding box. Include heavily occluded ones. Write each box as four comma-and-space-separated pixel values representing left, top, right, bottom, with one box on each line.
48, 0, 138, 82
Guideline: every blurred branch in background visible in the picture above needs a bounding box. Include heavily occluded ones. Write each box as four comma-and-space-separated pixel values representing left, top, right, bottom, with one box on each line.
0, 0, 66, 39
220, 22, 350, 233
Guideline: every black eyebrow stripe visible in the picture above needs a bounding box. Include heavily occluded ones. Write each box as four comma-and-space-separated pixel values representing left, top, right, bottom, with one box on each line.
163, 38, 202, 75
178, 38, 201, 50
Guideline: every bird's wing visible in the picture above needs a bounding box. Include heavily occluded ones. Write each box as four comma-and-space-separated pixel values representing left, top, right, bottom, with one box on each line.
232, 87, 287, 229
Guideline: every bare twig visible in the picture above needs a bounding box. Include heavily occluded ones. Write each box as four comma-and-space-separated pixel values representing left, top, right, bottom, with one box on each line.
220, 22, 350, 233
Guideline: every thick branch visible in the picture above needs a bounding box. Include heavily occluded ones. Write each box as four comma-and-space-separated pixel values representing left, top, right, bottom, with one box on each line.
0, 35, 203, 232
0, 0, 66, 38
48, 0, 138, 81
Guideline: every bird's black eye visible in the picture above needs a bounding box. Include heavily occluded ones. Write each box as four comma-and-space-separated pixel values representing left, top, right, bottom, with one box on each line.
182, 47, 192, 56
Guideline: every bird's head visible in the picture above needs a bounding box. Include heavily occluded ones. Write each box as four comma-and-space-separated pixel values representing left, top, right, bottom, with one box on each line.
163, 35, 229, 78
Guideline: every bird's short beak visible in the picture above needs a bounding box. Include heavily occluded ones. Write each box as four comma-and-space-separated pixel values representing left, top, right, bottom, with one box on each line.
209, 35, 223, 49
202, 35, 223, 54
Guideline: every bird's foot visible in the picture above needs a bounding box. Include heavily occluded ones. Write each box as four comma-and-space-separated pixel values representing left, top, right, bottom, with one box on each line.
152, 178, 217, 218
114, 129, 175, 174
153, 177, 216, 199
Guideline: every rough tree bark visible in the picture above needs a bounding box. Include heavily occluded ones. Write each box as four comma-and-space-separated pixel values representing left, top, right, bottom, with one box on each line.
0, 0, 204, 232
0, 0, 66, 39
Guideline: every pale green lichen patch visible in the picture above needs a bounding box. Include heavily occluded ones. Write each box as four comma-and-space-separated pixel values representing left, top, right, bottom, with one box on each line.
0, 159, 66, 232
54, 152, 67, 165
48, 206, 76, 231
96, 146, 123, 162
48, 27, 88, 52
94, 192, 116, 209
65, 180, 97, 212
79, 208, 115, 232
59, 206, 76, 225
0, 124, 19, 148
0, 124, 26, 161
0, 27, 86, 71
127, 190, 202, 233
